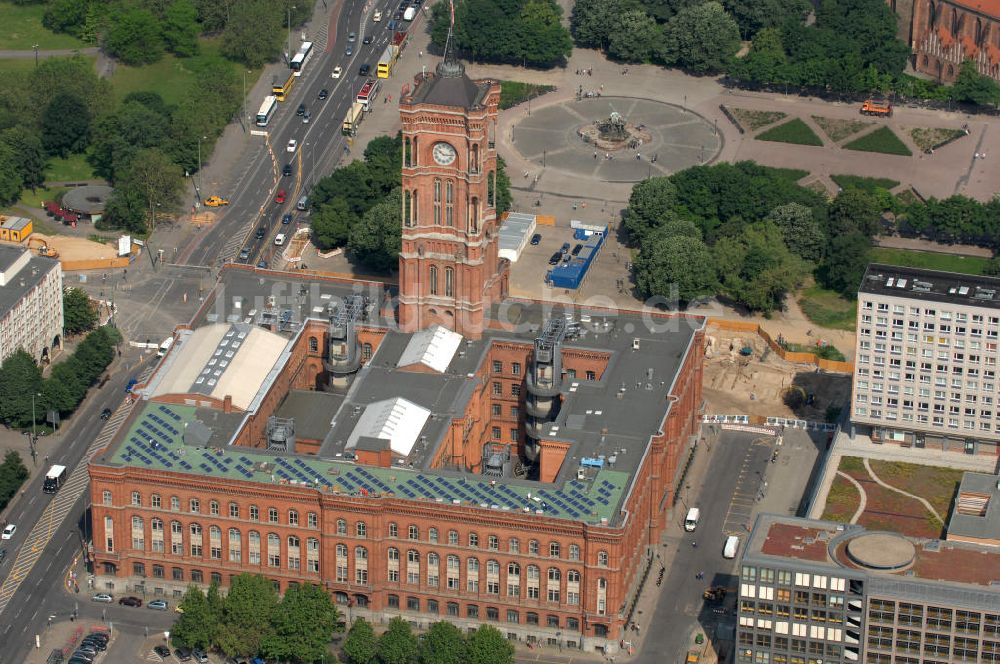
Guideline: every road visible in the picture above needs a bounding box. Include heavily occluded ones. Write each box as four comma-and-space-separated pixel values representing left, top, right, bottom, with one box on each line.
181, 0, 410, 272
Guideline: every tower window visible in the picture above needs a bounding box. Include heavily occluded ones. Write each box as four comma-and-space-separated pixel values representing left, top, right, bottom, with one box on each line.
445, 181, 454, 227
470, 196, 479, 234
434, 179, 442, 225
445, 267, 454, 297
430, 266, 438, 296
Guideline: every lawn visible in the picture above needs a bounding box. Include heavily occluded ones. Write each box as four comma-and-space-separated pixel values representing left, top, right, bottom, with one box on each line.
0, 57, 47, 76
18, 185, 67, 210
728, 107, 786, 131
843, 126, 913, 156
111, 38, 259, 106
838, 457, 943, 539
909, 126, 966, 153
756, 118, 824, 146
830, 174, 899, 192
821, 474, 860, 524
798, 285, 857, 331
0, 1, 87, 51
46, 153, 96, 183
499, 81, 555, 110
764, 166, 809, 182
810, 116, 872, 142
867, 460, 963, 521
870, 247, 990, 275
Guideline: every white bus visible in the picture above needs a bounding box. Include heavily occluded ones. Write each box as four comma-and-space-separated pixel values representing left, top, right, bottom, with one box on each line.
255, 95, 278, 127
290, 41, 314, 76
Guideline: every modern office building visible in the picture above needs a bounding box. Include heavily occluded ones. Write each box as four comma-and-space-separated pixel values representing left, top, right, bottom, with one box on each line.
852, 263, 1000, 455
737, 513, 1000, 664
0, 244, 63, 364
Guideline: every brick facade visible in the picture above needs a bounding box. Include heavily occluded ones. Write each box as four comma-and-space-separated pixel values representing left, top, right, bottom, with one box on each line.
902, 0, 1000, 81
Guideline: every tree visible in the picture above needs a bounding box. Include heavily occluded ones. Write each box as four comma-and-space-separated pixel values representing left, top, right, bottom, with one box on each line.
100, 186, 148, 234
172, 586, 218, 650
105, 8, 165, 66
343, 618, 378, 664
419, 621, 467, 664
0, 143, 23, 205
466, 626, 514, 664
660, 2, 740, 73
570, 0, 639, 49
0, 451, 29, 512
818, 230, 872, 296
514, 0, 574, 67
89, 99, 172, 181
728, 27, 790, 84
261, 583, 341, 663
63, 288, 99, 336
348, 189, 402, 272
723, 0, 809, 38
713, 221, 808, 313
116, 148, 185, 230
312, 161, 377, 215
1, 128, 46, 190
657, 217, 702, 239
624, 177, 678, 240
377, 617, 418, 664
0, 350, 43, 427
494, 157, 513, 214
222, 0, 283, 67
828, 189, 881, 237
951, 59, 1000, 106
216, 574, 278, 657
43, 0, 89, 36
312, 198, 356, 251
163, 0, 201, 57
765, 203, 825, 261
607, 9, 663, 63
41, 93, 91, 157
364, 134, 404, 196
634, 232, 717, 304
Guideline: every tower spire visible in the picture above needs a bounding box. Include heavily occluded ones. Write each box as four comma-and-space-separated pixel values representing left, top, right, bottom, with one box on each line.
437, 0, 465, 78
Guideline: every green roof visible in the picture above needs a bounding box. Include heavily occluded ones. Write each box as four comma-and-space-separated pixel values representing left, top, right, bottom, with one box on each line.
109, 401, 628, 525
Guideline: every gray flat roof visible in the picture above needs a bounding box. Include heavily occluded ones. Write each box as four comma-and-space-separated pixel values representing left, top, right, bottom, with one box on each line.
275, 390, 345, 442
859, 263, 1000, 310
948, 471, 1000, 541
0, 245, 59, 320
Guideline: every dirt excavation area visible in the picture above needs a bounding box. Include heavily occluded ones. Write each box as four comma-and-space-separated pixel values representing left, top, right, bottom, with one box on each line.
703, 331, 852, 421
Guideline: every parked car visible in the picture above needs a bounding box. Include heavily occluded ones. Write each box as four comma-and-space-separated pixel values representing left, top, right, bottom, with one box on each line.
148, 599, 169, 610
530, 233, 542, 245
560, 242, 571, 254
118, 596, 142, 607
548, 252, 562, 265
257, 260, 268, 269
571, 243, 583, 256
154, 646, 171, 658
175, 648, 193, 662
238, 248, 250, 262
91, 593, 113, 603
80, 638, 107, 651
193, 650, 209, 663
274, 189, 287, 204
85, 633, 109, 644
1, 524, 15, 539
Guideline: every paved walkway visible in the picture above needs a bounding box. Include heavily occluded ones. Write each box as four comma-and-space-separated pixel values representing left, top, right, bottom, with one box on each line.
0, 47, 99, 59
836, 471, 867, 524
808, 430, 999, 519
862, 456, 944, 524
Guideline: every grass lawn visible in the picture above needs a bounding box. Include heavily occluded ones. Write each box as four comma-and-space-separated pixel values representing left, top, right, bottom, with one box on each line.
821, 474, 860, 524
839, 457, 943, 538
798, 285, 857, 331
867, 460, 963, 521
759, 166, 809, 182
18, 185, 67, 210
830, 174, 900, 192
0, 1, 87, 51
909, 126, 966, 153
499, 81, 555, 110
46, 153, 96, 183
810, 116, 872, 142
843, 126, 913, 156
755, 118, 824, 146
111, 38, 259, 106
728, 107, 786, 131
0, 57, 46, 76
870, 247, 990, 275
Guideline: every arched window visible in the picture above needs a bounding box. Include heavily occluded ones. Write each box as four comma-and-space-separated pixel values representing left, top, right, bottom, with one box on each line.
467, 557, 480, 592
209, 526, 222, 559
408, 525, 419, 540
447, 554, 460, 590
404, 137, 412, 167
404, 190, 413, 227
267, 533, 280, 567
527, 565, 540, 599
355, 546, 369, 584
356, 521, 367, 537
309, 337, 318, 352
487, 171, 496, 209
228, 528, 241, 563
429, 266, 438, 295
189, 523, 203, 557
433, 179, 442, 225
336, 519, 347, 535
471, 144, 480, 173
249, 531, 261, 565
445, 181, 454, 226
470, 196, 479, 234
569, 544, 580, 561
445, 267, 454, 297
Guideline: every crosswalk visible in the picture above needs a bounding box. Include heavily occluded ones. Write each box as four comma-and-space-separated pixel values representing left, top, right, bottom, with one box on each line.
0, 366, 154, 617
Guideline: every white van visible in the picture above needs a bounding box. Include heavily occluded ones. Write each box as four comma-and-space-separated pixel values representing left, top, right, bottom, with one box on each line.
157, 337, 174, 357
274, 233, 286, 246
684, 508, 701, 532
723, 535, 740, 559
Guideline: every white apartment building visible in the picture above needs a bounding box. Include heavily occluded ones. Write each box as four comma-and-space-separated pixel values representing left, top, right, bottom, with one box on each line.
0, 244, 63, 365
853, 263, 1000, 455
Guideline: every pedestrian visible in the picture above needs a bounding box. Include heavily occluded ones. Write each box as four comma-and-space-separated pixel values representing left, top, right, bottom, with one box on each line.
692, 540, 697, 548
588, 69, 592, 76
593, 150, 598, 159
419, 50, 423, 57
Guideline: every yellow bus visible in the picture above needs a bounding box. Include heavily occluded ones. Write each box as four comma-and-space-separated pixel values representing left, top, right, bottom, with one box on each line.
272, 72, 296, 102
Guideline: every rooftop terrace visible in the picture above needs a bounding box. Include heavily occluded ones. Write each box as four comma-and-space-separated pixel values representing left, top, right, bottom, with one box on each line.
860, 263, 1000, 309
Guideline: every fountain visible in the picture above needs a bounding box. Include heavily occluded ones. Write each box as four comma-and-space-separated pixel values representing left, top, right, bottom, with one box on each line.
578, 108, 652, 152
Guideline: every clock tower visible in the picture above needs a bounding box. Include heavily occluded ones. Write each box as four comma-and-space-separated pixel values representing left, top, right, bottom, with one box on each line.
397, 50, 508, 338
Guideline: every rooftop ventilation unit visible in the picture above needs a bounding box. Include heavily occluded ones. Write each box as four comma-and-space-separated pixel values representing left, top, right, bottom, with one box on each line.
959, 286, 970, 295
975, 287, 996, 300
912, 281, 933, 292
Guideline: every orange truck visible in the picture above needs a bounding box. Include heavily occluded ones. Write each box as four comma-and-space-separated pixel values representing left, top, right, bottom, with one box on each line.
860, 97, 893, 117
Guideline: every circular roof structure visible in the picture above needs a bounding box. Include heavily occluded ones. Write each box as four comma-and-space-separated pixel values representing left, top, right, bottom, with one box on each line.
62, 185, 114, 215
846, 532, 916, 570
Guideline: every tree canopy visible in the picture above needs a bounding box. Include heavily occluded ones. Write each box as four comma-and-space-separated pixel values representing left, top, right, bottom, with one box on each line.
63, 288, 99, 336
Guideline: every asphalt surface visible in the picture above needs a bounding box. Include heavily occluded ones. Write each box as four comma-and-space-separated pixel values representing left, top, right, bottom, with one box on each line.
181, 0, 408, 271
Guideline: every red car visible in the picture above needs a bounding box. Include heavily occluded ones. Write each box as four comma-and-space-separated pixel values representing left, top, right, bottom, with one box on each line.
275, 189, 286, 204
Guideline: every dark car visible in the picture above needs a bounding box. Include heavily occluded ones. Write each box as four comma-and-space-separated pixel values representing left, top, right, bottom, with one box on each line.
282, 213, 293, 225
387, 19, 399, 30
154, 646, 171, 658
0, 549, 6, 563
394, 11, 403, 20
560, 242, 571, 254
548, 252, 562, 265
257, 260, 268, 269
100, 408, 112, 420
238, 248, 250, 262
359, 63, 371, 77
118, 596, 142, 607
571, 243, 583, 256
175, 648, 193, 662
318, 88, 328, 100
255, 227, 266, 240
80, 638, 107, 651
530, 233, 542, 245
85, 633, 109, 644
363, 34, 373, 44
296, 103, 306, 116
282, 163, 292, 177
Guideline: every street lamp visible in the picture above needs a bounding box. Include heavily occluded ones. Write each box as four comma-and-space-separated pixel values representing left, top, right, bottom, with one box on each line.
33, 44, 39, 68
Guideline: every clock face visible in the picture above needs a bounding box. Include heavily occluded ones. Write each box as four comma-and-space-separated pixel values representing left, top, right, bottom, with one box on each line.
432, 142, 457, 165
